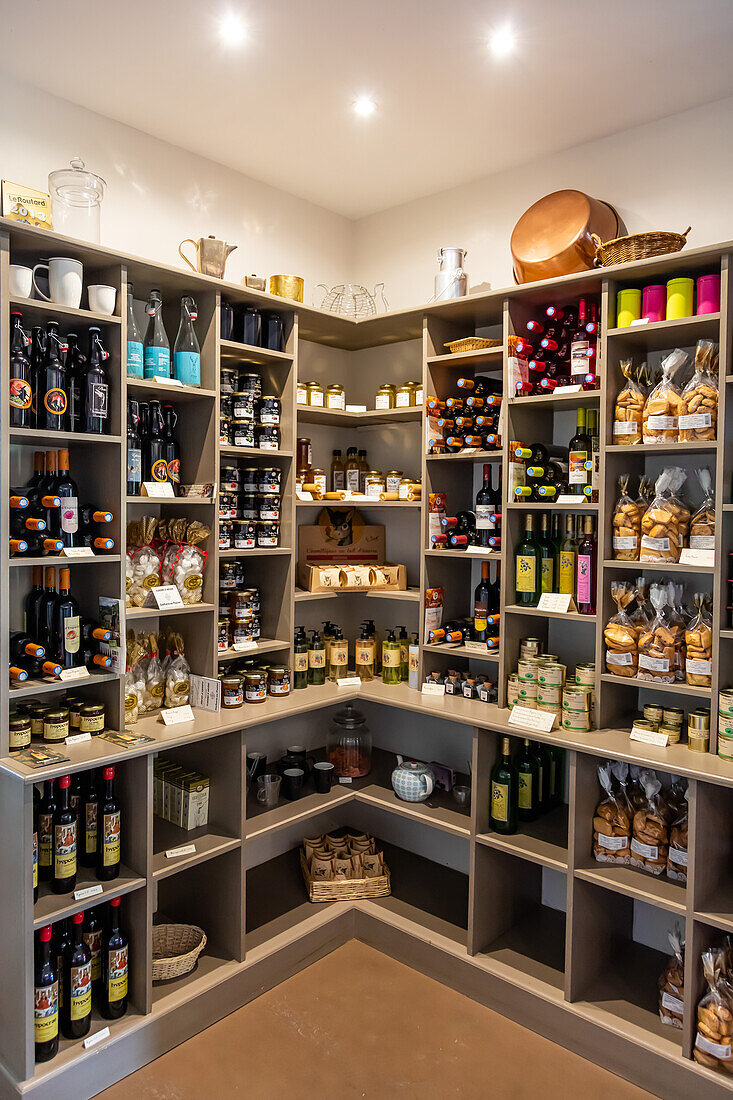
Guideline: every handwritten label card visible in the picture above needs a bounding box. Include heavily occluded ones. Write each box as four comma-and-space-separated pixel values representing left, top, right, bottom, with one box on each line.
160, 705, 195, 726
508, 706, 556, 733
537, 593, 573, 614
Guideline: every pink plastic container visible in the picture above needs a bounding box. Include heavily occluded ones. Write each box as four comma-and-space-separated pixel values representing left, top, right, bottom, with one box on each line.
641, 284, 666, 323
697, 273, 720, 315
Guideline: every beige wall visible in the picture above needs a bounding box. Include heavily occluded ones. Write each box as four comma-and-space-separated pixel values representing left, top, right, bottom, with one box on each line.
351, 96, 733, 310
0, 75, 352, 299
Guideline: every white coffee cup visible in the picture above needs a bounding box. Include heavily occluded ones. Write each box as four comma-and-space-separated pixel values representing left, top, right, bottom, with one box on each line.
9, 265, 33, 299
88, 284, 117, 315
32, 257, 83, 309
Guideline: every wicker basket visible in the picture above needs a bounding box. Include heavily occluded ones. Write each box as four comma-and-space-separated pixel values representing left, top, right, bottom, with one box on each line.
444, 337, 502, 354
152, 924, 207, 982
592, 227, 691, 267
300, 848, 391, 902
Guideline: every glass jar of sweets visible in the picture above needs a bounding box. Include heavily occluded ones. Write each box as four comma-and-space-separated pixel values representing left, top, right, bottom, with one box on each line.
239, 371, 261, 397
219, 415, 231, 445
296, 380, 308, 405
218, 618, 230, 652
375, 383, 396, 409
258, 493, 280, 520
256, 423, 280, 451
232, 391, 256, 419
385, 470, 403, 494
410, 380, 424, 404
219, 521, 233, 549
306, 381, 324, 407
327, 703, 372, 777
219, 561, 239, 588
220, 465, 240, 491
220, 368, 238, 394
257, 520, 280, 547
240, 467, 258, 492
239, 492, 258, 520
326, 384, 345, 410
257, 396, 281, 425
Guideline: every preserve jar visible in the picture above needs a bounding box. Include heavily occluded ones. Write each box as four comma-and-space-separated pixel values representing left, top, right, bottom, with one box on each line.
43, 708, 69, 743
219, 521, 233, 549
219, 561, 239, 588
306, 381, 324, 407
232, 391, 256, 419
239, 492, 258, 520
256, 423, 280, 450
233, 520, 256, 549
79, 703, 105, 735
220, 465, 240, 491
8, 714, 31, 752
268, 666, 291, 696
221, 675, 244, 708
220, 368, 238, 394
257, 396, 281, 425
220, 396, 233, 420
247, 586, 261, 613
258, 493, 280, 520
65, 695, 82, 729
396, 384, 413, 408
375, 383, 396, 409
326, 703, 372, 778
219, 492, 237, 519
296, 380, 308, 404
218, 618, 230, 652
365, 471, 385, 498
239, 371, 261, 397
257, 520, 280, 547
326, 384, 345, 410
297, 437, 312, 472
258, 467, 281, 492
411, 380, 424, 404
232, 617, 254, 646
240, 467, 258, 491
310, 468, 327, 495
232, 419, 255, 447
385, 469, 403, 494
244, 670, 267, 703
219, 415, 231, 444
28, 703, 49, 740
230, 590, 252, 620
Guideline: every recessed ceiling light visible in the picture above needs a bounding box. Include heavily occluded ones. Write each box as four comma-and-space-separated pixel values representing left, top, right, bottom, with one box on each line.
489, 23, 515, 56
353, 96, 377, 117
218, 10, 247, 47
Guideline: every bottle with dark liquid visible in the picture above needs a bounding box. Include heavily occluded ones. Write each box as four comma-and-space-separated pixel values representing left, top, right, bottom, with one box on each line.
100, 896, 129, 1020
127, 397, 142, 496
514, 514, 540, 606
9, 311, 33, 427
37, 780, 57, 882
84, 326, 110, 434
39, 321, 68, 432
61, 912, 91, 1039
145, 400, 168, 484
490, 737, 517, 835
34, 926, 59, 1063
97, 766, 121, 881
162, 404, 181, 485
81, 769, 99, 868
51, 568, 82, 669
30, 326, 45, 427
515, 739, 540, 822
65, 333, 85, 433
475, 463, 497, 547
473, 561, 493, 642
576, 515, 597, 615
52, 774, 77, 894
55, 449, 79, 547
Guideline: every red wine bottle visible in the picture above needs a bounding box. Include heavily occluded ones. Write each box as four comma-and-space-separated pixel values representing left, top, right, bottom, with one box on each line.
97, 766, 121, 880
37, 780, 56, 883
61, 912, 91, 1039
34, 926, 59, 1063
100, 897, 129, 1020
55, 450, 79, 548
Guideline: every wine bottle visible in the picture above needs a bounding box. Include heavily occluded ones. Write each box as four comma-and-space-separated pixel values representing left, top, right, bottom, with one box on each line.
54, 920, 71, 1018
473, 561, 492, 642
533, 741, 552, 811
25, 566, 44, 636
52, 774, 77, 895
538, 513, 555, 593
588, 409, 600, 503
127, 397, 142, 496
514, 514, 540, 606
570, 299, 590, 379
9, 631, 45, 665
55, 449, 79, 547
84, 327, 110, 434
30, 327, 45, 428
38, 780, 57, 882
34, 926, 59, 1063
515, 739, 540, 822
475, 463, 497, 547
173, 296, 201, 386
143, 290, 170, 379
32, 791, 39, 899
81, 769, 99, 868
51, 568, 82, 669
65, 333, 85, 434
82, 908, 104, 991
97, 766, 121, 881
162, 404, 181, 485
61, 912, 91, 1039
126, 283, 144, 378
568, 409, 591, 492
557, 515, 576, 596
576, 515, 597, 615
39, 321, 68, 432
38, 567, 58, 653
490, 737, 517, 835
9, 311, 33, 427
100, 896, 128, 1020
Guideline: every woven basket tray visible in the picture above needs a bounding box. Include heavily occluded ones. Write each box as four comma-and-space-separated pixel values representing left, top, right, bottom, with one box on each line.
300, 849, 391, 902
152, 923, 207, 982
592, 227, 691, 267
444, 337, 502, 354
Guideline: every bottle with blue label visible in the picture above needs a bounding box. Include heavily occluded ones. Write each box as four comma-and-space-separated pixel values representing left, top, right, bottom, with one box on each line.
143, 289, 170, 379
125, 283, 143, 378
173, 296, 200, 387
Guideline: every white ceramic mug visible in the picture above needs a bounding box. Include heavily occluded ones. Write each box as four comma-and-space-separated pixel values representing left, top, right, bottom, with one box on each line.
32, 257, 83, 308
9, 265, 33, 299
88, 284, 117, 315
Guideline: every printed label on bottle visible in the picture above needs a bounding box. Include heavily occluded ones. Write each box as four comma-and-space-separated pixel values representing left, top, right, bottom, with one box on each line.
102, 811, 121, 867
661, 992, 684, 1016
127, 447, 142, 482
614, 421, 638, 436
346, 470, 360, 493
646, 414, 677, 430
607, 650, 633, 666
475, 505, 496, 530
668, 846, 688, 867
39, 813, 53, 866
167, 458, 181, 484
409, 649, 419, 673
558, 552, 575, 593
686, 657, 712, 676
696, 1033, 732, 1060
356, 644, 374, 665
174, 351, 201, 386
597, 833, 628, 850
515, 555, 536, 593
126, 340, 144, 377
491, 781, 509, 823
90, 382, 108, 418
576, 554, 592, 605
631, 837, 658, 860
294, 652, 308, 672
9, 377, 32, 409
330, 644, 348, 666
54, 820, 77, 879
151, 458, 169, 482
679, 412, 712, 429
85, 802, 98, 855
540, 558, 553, 591
84, 929, 103, 981
44, 387, 67, 415
70, 961, 92, 1021
382, 647, 401, 668
518, 772, 532, 810
33, 831, 38, 888
108, 946, 128, 1002
64, 615, 81, 655
60, 496, 79, 534
309, 650, 325, 668
690, 535, 715, 550
569, 450, 588, 485
638, 653, 669, 672
143, 346, 171, 379
34, 981, 58, 1043
641, 535, 670, 551
571, 340, 589, 376
613, 536, 637, 549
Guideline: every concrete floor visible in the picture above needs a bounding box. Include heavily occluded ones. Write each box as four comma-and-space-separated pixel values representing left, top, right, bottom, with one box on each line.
98, 941, 655, 1099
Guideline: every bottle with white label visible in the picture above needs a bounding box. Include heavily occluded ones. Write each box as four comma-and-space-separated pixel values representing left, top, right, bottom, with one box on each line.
52, 568, 83, 669
475, 463, 497, 547
143, 289, 170, 379
173, 296, 200, 387
55, 449, 78, 547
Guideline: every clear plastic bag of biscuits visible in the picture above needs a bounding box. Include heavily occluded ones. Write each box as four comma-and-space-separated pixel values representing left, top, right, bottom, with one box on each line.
613, 359, 645, 445
689, 467, 715, 553
663, 582, 687, 681
658, 925, 685, 1028
592, 760, 632, 866
628, 577, 653, 640
667, 787, 689, 883
686, 593, 713, 687
612, 475, 641, 560
640, 467, 687, 563
636, 474, 654, 516
680, 339, 719, 441
642, 348, 688, 443
630, 768, 669, 875
638, 584, 676, 683
694, 949, 733, 1075
604, 582, 638, 677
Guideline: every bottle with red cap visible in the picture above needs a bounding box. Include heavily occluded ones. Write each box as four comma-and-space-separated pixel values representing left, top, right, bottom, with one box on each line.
97, 766, 121, 881
52, 774, 77, 894
61, 912, 91, 1039
34, 925, 59, 1062
101, 897, 129, 1019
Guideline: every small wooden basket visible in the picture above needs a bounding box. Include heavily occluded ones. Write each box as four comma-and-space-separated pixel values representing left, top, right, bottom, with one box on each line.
300, 849, 391, 902
592, 227, 691, 267
444, 336, 502, 354
152, 923, 207, 982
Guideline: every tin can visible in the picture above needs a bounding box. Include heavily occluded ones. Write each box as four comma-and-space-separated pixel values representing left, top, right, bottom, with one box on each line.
506, 673, 522, 707
520, 637, 543, 659
517, 658, 538, 683
719, 689, 733, 718
644, 704, 664, 727
517, 680, 537, 707
537, 661, 564, 688
575, 663, 595, 688
537, 685, 562, 707
659, 723, 680, 745
662, 706, 684, 728
562, 685, 592, 712
688, 729, 710, 753
689, 708, 711, 730
561, 708, 591, 732
718, 730, 733, 762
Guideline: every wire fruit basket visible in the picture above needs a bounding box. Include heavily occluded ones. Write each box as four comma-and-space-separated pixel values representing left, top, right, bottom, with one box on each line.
316, 282, 389, 320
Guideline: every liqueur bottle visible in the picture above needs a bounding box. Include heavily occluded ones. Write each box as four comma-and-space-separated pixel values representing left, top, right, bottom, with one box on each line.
514, 514, 540, 606
34, 926, 59, 1063
52, 775, 77, 895
97, 766, 121, 881
515, 739, 540, 822
61, 912, 91, 1039
100, 897, 129, 1020
9, 311, 33, 428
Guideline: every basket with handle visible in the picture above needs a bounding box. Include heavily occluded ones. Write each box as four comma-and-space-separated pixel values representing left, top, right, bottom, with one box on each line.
152, 923, 207, 982
444, 337, 502, 354
592, 227, 691, 267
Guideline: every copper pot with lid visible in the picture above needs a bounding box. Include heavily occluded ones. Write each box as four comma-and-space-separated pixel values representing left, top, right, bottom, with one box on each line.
510, 189, 624, 284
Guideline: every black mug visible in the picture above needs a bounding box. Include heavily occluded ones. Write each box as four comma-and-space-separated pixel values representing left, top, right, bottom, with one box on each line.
281, 746, 315, 777
282, 767, 305, 801
242, 306, 262, 347
247, 752, 267, 783
220, 302, 234, 341
313, 761, 334, 794
263, 312, 284, 352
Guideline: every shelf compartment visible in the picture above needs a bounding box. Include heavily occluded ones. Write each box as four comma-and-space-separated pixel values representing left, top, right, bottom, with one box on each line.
152, 820, 241, 880
246, 786, 354, 840
505, 605, 596, 623
296, 499, 420, 509
219, 547, 292, 558
9, 554, 121, 568
425, 449, 502, 463
246, 847, 334, 944
126, 602, 216, 620
9, 669, 120, 699
422, 642, 499, 662
424, 549, 501, 560
426, 347, 503, 369
33, 865, 145, 929
9, 295, 122, 326
506, 502, 599, 512
296, 404, 421, 426
574, 865, 686, 916
10, 428, 122, 446
125, 495, 215, 505
599, 674, 712, 698
220, 339, 293, 365
294, 586, 421, 602
508, 389, 601, 410
476, 804, 569, 872
126, 378, 217, 401
379, 840, 469, 933
218, 638, 291, 661
606, 312, 720, 349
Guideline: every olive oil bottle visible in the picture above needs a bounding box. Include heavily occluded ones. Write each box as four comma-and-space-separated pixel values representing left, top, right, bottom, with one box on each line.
490, 737, 517, 835
515, 739, 540, 822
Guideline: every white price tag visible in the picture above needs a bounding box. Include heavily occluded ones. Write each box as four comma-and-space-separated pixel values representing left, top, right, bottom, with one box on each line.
345, 404, 367, 412
165, 843, 196, 859
142, 481, 175, 498
508, 705, 556, 733
629, 317, 650, 326
62, 546, 95, 558
59, 666, 91, 682
668, 846, 688, 867
679, 547, 715, 567
537, 593, 572, 613
421, 682, 446, 696
553, 384, 582, 395
66, 732, 92, 745
232, 641, 258, 652
631, 725, 669, 747
151, 585, 184, 610
697, 1034, 732, 1060
597, 833, 628, 851
190, 675, 221, 712
338, 776, 353, 784
607, 651, 634, 666
631, 837, 659, 860
74, 884, 103, 901
661, 991, 684, 1015
336, 676, 361, 688
296, 491, 315, 501
557, 495, 585, 504
160, 704, 195, 726
83, 1027, 110, 1050
155, 375, 182, 386
638, 653, 669, 673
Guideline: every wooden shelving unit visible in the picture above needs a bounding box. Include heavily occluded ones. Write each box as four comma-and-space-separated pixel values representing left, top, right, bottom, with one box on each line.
1, 218, 733, 1099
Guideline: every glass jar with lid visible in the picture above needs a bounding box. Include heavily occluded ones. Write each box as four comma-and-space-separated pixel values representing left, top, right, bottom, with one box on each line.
365, 470, 385, 499
326, 384, 345, 410
396, 384, 413, 408
410, 380, 424, 405
375, 383, 396, 410
239, 371, 261, 397
385, 470, 403, 494
296, 380, 308, 405
310, 468, 327, 495
257, 396, 281, 425
326, 703, 372, 777
48, 157, 106, 243
306, 381, 324, 407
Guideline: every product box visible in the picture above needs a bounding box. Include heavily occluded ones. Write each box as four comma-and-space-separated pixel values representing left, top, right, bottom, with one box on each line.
1, 181, 52, 229
298, 511, 385, 570
298, 562, 406, 593
181, 774, 210, 830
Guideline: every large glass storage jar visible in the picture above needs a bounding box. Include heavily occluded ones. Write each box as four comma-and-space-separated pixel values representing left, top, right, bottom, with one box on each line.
326, 704, 372, 778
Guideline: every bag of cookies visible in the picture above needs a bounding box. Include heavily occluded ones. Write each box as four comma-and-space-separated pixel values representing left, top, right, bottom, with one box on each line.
593, 761, 632, 865
630, 768, 669, 875
627, 765, 646, 812
613, 359, 645, 445
604, 582, 638, 677
628, 578, 653, 640
686, 593, 713, 687
667, 787, 689, 883
694, 950, 733, 1074
638, 585, 677, 683
640, 467, 687, 563
663, 582, 687, 681
642, 348, 688, 443
658, 926, 685, 1028
612, 476, 642, 560
689, 467, 715, 553
680, 339, 719, 442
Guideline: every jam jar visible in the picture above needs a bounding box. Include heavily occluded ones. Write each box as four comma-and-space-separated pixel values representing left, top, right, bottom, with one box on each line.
326, 384, 345, 410
268, 666, 290, 696
220, 561, 239, 588
386, 469, 403, 494
232, 419, 255, 447
249, 613, 262, 640
220, 465, 240, 492
258, 467, 281, 493
306, 380, 324, 407
296, 380, 307, 405
44, 708, 70, 744
239, 492, 258, 520
310, 468, 327, 495
245, 670, 267, 703
257, 520, 280, 547
256, 423, 280, 451
233, 520, 256, 549
230, 590, 253, 620
240, 467, 258, 492
375, 383, 396, 409
232, 617, 254, 646
239, 371, 261, 398
247, 586, 261, 613
220, 368, 238, 394
219, 492, 238, 519
258, 493, 280, 520
220, 395, 233, 421
219, 521, 233, 549
78, 703, 105, 735
9, 714, 31, 752
219, 415, 231, 444
221, 675, 243, 708
365, 471, 385, 498
257, 396, 281, 425
232, 391, 256, 419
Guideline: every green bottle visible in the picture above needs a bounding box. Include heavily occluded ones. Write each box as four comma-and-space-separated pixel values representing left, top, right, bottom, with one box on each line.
538, 512, 555, 594
548, 745, 566, 808
490, 736, 517, 835
396, 624, 409, 682
328, 626, 348, 682
532, 741, 552, 811
293, 626, 308, 690
382, 628, 402, 685
307, 629, 326, 686
515, 739, 540, 822
514, 513, 541, 606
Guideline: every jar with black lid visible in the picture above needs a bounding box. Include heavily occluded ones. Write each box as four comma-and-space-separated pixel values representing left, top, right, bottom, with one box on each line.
247, 586, 261, 613
258, 467, 281, 493
240, 467, 258, 491
220, 367, 238, 394
65, 694, 82, 729
232, 391, 256, 419
239, 492, 258, 520
218, 618, 231, 652
245, 670, 267, 703
233, 520, 256, 549
256, 423, 280, 451
257, 396, 281, 425
221, 675, 244, 709
258, 493, 280, 521
219, 492, 237, 519
232, 618, 254, 646
9, 714, 31, 752
219, 521, 233, 549
257, 520, 280, 547
220, 465, 240, 491
239, 371, 261, 397
79, 703, 105, 735
28, 703, 49, 740
219, 415, 231, 445
232, 419, 255, 448
220, 395, 233, 419
44, 708, 69, 744
268, 666, 290, 696
220, 561, 239, 588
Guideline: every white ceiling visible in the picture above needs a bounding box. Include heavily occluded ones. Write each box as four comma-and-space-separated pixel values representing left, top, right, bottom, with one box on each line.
4, 0, 733, 219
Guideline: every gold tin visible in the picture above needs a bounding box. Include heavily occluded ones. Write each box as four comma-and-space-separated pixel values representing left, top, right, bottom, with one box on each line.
375, 383, 396, 410
537, 685, 562, 707
506, 674, 522, 707
575, 663, 595, 687
520, 637, 543, 658
562, 709, 591, 732
688, 730, 710, 753
718, 731, 733, 762
659, 723, 680, 745
689, 708, 711, 730
269, 274, 303, 302
562, 685, 592, 711
517, 658, 538, 683
719, 689, 733, 717
517, 680, 537, 707
537, 661, 564, 688
644, 704, 664, 726
662, 707, 684, 728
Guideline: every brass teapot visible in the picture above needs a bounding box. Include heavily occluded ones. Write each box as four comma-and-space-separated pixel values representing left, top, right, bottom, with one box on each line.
178, 235, 237, 279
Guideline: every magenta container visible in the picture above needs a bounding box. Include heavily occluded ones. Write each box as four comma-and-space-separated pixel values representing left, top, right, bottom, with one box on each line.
641, 284, 666, 323
697, 273, 720, 315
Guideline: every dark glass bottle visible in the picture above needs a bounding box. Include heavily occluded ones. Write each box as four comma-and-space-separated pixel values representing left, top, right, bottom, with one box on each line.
97, 766, 121, 880
52, 774, 77, 894
473, 561, 492, 642
54, 919, 72, 1017
30, 326, 45, 427
39, 321, 69, 432
81, 770, 99, 868
162, 404, 181, 485
83, 908, 104, 992
37, 780, 57, 883
126, 398, 142, 496
33, 787, 39, 902
61, 912, 91, 1039
475, 463, 497, 548
568, 409, 591, 493
576, 515, 597, 615
538, 512, 555, 593
490, 737, 517, 835
548, 745, 566, 808
532, 741, 552, 811
37, 566, 58, 654
34, 925, 59, 1063
145, 399, 168, 483
84, 326, 110, 434
515, 739, 540, 822
55, 449, 79, 548
51, 568, 82, 669
101, 896, 129, 1019
514, 514, 540, 606
9, 311, 33, 427
293, 626, 308, 689
307, 629, 326, 685
65, 333, 85, 433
